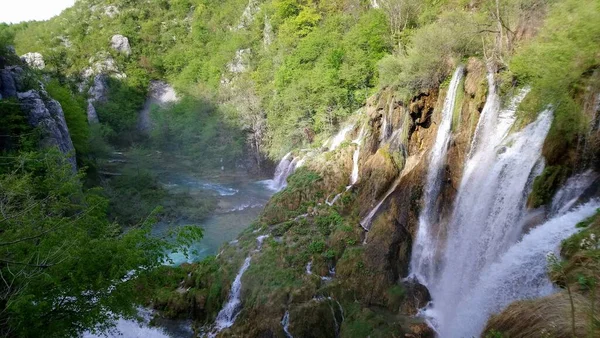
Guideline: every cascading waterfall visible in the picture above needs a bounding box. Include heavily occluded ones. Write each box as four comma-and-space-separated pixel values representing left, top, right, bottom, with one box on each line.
409, 66, 464, 285
427, 86, 553, 338
550, 169, 598, 216
329, 124, 354, 151
270, 152, 302, 191
209, 235, 268, 336
281, 311, 293, 338
211, 257, 252, 333
351, 125, 366, 185
271, 152, 293, 190
439, 201, 600, 337
325, 124, 366, 207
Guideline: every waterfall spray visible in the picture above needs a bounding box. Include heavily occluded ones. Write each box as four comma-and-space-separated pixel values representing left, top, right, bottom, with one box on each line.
410, 66, 464, 285
429, 97, 552, 336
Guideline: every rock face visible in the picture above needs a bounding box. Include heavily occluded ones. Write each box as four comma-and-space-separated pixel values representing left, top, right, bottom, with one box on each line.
138, 80, 178, 131
82, 52, 124, 80
18, 89, 76, 167
0, 67, 19, 99
20, 52, 45, 69
0, 62, 76, 168
110, 35, 131, 56
86, 75, 109, 123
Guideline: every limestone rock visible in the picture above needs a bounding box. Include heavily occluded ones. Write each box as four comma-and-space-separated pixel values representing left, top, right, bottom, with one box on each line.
20, 52, 45, 69
110, 35, 131, 56
139, 80, 178, 131
82, 53, 124, 80
0, 68, 18, 98
104, 5, 119, 18
17, 89, 76, 168
227, 49, 250, 74
86, 75, 109, 123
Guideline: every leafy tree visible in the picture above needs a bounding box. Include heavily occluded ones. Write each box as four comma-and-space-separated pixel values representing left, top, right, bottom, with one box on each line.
0, 149, 202, 337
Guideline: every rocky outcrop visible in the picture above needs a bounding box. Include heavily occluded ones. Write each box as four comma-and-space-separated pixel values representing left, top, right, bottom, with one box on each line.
82, 52, 124, 80
20, 52, 45, 69
110, 35, 131, 56
138, 80, 178, 131
18, 89, 76, 167
86, 74, 109, 123
0, 62, 75, 168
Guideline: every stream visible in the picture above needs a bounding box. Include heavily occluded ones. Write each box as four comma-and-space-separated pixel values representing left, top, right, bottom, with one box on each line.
85, 169, 277, 337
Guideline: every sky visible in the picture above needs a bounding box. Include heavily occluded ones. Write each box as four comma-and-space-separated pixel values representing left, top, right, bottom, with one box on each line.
0, 0, 76, 24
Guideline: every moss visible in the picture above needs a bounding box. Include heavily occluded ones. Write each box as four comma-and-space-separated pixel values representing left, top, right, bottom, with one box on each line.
527, 166, 569, 208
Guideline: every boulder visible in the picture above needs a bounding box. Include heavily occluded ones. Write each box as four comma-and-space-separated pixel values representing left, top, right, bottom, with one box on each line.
110, 35, 131, 56
20, 52, 45, 69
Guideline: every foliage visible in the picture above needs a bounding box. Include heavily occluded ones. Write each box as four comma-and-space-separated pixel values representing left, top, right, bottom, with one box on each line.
510, 0, 600, 165
0, 149, 202, 337
378, 10, 481, 95
94, 77, 145, 143
45, 80, 90, 156
527, 165, 568, 208
150, 96, 244, 170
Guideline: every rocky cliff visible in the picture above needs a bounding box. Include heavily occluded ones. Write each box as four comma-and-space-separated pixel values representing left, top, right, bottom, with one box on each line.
0, 50, 76, 168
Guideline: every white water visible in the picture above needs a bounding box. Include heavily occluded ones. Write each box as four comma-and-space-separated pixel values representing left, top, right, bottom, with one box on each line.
270, 152, 300, 191
83, 308, 171, 338
359, 177, 401, 231
410, 66, 464, 284
329, 124, 354, 151
351, 125, 366, 185
359, 155, 420, 232
209, 234, 270, 336
281, 311, 293, 338
428, 86, 553, 337
550, 170, 598, 216
211, 257, 252, 334
306, 261, 313, 275
433, 201, 600, 337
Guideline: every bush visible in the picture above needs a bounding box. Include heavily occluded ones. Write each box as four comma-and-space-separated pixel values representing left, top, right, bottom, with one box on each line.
45, 80, 89, 156
378, 10, 480, 94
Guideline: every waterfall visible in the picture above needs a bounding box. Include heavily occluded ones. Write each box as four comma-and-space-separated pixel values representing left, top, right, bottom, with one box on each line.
351, 125, 366, 185
281, 311, 293, 338
329, 124, 354, 151
550, 169, 598, 216
429, 98, 553, 337
211, 257, 252, 333
359, 177, 402, 231
409, 66, 464, 284
209, 235, 268, 336
270, 152, 300, 191
434, 200, 600, 337
360, 155, 420, 232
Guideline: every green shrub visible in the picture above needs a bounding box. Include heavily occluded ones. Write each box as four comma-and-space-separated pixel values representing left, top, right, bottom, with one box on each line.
527, 166, 568, 208
46, 80, 89, 156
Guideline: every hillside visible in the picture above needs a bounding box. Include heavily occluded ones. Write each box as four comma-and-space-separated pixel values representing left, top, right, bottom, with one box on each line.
1, 0, 600, 337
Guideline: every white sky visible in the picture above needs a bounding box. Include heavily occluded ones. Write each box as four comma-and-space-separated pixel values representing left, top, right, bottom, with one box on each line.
0, 0, 76, 24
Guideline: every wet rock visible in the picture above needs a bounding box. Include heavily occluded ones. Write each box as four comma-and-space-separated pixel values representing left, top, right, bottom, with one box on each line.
400, 279, 431, 316
110, 35, 131, 56
20, 52, 45, 69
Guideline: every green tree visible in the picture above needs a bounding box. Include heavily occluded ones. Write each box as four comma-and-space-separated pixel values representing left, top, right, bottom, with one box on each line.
0, 149, 202, 337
